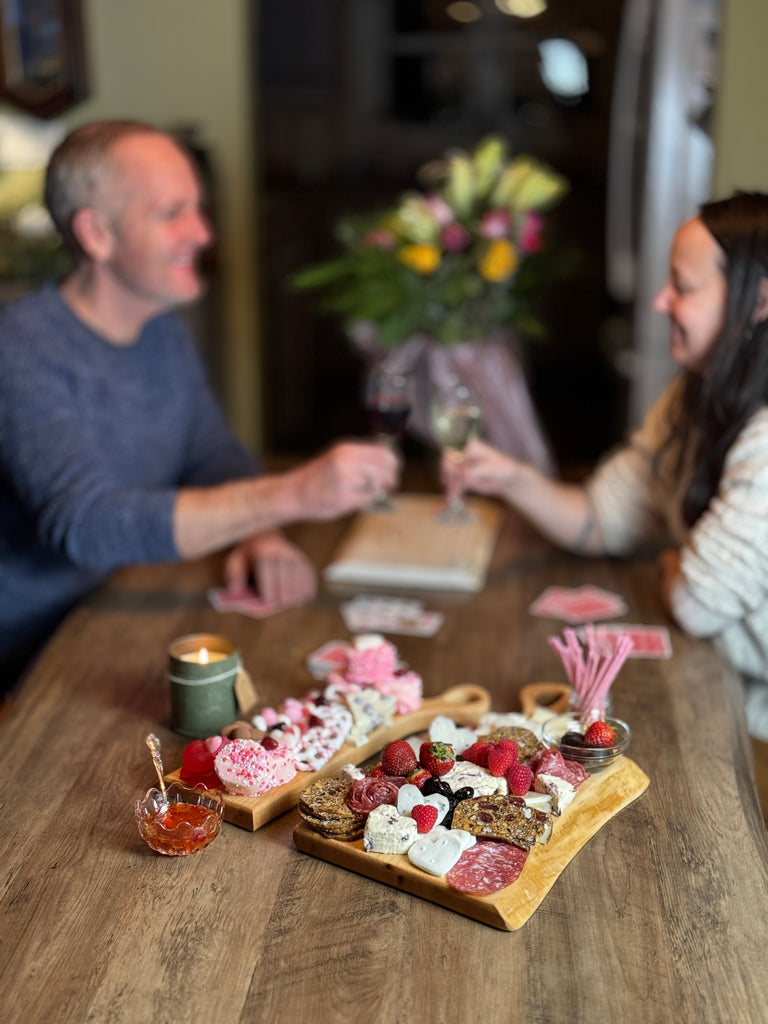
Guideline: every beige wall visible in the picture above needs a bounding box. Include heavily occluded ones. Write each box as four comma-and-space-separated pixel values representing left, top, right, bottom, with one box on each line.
73, 0, 261, 451
712, 0, 768, 196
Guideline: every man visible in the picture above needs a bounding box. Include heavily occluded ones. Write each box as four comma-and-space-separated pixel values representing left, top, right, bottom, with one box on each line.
0, 120, 397, 684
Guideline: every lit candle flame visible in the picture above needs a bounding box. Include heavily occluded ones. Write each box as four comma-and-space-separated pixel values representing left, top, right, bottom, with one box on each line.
198, 646, 210, 665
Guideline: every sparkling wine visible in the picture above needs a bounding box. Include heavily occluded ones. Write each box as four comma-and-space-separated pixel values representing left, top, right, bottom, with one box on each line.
430, 403, 481, 450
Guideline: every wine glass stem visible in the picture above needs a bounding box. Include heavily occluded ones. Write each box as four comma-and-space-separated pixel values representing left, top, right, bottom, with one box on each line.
445, 448, 465, 514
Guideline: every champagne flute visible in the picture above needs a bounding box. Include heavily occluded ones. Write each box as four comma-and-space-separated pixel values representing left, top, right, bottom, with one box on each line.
364, 364, 412, 510
430, 378, 481, 522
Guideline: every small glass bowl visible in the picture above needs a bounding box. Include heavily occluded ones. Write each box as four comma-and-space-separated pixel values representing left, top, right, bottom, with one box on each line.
135, 781, 224, 856
542, 714, 631, 773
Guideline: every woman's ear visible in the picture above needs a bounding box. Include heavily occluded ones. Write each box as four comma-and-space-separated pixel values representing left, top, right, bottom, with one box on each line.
753, 276, 768, 324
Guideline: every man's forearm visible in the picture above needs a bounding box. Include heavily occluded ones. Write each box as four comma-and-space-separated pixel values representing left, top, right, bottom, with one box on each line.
173, 472, 303, 559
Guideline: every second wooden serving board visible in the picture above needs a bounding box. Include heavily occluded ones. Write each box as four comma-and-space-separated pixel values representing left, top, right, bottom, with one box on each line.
293, 754, 650, 931
165, 683, 491, 831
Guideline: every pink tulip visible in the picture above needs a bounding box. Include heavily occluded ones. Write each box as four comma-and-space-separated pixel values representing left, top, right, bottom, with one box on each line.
518, 211, 544, 254
440, 221, 471, 252
361, 228, 397, 250
423, 195, 455, 226
478, 208, 512, 239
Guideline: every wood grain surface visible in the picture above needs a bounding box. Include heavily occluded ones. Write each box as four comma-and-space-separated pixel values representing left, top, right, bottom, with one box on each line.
164, 683, 491, 829
294, 754, 650, 930
2, 497, 768, 1024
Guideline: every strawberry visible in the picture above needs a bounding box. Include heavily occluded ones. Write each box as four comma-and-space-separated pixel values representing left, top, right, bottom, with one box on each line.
487, 742, 517, 777
461, 740, 490, 768
380, 740, 418, 776
406, 767, 432, 791
368, 764, 385, 778
419, 741, 455, 777
583, 720, 616, 748
506, 762, 533, 796
411, 804, 439, 833
497, 738, 519, 759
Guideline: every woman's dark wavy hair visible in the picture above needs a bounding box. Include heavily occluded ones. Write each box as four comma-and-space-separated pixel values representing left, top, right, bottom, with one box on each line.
662, 192, 768, 527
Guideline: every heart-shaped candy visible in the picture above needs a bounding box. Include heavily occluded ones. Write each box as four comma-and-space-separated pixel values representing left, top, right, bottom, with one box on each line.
407, 829, 477, 876
397, 784, 449, 823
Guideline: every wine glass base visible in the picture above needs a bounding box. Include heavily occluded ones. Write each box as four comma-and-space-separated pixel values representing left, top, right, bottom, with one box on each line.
436, 503, 474, 524
369, 491, 395, 513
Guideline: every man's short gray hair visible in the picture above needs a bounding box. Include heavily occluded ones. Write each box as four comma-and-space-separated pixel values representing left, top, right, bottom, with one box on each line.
44, 120, 166, 262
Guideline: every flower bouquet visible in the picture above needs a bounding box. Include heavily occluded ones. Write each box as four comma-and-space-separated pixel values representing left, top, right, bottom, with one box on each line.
291, 135, 568, 348
291, 136, 568, 468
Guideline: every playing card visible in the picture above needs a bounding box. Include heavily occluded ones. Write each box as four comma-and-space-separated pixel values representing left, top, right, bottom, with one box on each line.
207, 587, 284, 619
339, 596, 444, 637
529, 585, 628, 623
580, 623, 673, 659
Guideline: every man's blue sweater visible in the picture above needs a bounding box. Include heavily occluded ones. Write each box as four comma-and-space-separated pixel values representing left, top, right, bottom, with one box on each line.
0, 285, 258, 679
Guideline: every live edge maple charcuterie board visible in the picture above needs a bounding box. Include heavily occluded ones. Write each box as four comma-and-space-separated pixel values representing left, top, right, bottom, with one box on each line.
165, 683, 491, 831
293, 755, 650, 931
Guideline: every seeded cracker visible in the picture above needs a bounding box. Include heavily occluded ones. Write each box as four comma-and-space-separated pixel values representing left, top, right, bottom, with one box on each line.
452, 795, 552, 851
298, 777, 366, 840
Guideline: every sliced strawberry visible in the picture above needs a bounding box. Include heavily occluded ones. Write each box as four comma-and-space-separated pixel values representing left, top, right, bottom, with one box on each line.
406, 767, 432, 791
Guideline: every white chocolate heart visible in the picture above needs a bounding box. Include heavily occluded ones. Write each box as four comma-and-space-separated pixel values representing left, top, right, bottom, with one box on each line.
396, 784, 449, 823
428, 715, 477, 754
407, 829, 477, 876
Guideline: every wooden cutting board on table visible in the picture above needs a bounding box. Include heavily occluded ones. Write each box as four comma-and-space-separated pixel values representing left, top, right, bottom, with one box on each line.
165, 683, 491, 831
323, 493, 503, 591
294, 755, 650, 931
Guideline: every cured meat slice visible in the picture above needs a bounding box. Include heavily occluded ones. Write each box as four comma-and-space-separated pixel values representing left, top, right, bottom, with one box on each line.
532, 748, 588, 788
346, 776, 404, 815
446, 840, 528, 895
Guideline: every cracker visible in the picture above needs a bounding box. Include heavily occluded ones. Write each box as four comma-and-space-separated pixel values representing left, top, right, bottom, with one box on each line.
451, 794, 551, 851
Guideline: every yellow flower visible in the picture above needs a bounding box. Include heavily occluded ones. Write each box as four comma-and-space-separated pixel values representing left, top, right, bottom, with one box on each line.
398, 243, 441, 275
490, 156, 568, 212
479, 239, 518, 282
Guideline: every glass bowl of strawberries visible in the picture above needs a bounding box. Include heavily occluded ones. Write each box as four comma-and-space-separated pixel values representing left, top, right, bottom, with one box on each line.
541, 715, 631, 773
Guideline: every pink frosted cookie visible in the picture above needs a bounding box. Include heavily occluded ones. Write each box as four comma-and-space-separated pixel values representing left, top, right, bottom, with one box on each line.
214, 738, 297, 797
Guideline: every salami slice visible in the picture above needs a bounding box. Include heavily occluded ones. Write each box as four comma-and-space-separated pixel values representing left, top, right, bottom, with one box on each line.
532, 748, 587, 788
346, 776, 403, 815
446, 840, 528, 895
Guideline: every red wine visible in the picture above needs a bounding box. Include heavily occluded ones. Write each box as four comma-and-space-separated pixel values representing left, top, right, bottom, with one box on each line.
366, 405, 410, 438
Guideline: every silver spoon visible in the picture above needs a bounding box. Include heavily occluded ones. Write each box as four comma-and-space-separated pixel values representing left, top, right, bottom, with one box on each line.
145, 733, 168, 806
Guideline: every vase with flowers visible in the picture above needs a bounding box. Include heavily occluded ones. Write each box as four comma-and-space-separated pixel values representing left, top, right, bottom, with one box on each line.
291, 136, 568, 470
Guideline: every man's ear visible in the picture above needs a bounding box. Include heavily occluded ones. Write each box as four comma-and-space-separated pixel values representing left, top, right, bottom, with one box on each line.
70, 207, 115, 263
753, 276, 768, 325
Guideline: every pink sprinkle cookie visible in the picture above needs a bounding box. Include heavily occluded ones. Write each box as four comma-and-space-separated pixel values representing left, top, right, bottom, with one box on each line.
214, 738, 297, 797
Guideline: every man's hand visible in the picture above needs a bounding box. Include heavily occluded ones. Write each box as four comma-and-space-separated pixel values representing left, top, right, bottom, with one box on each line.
287, 441, 400, 520
224, 530, 317, 609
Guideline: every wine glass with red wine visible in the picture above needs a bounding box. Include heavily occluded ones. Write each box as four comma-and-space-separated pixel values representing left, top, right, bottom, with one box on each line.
364, 365, 412, 510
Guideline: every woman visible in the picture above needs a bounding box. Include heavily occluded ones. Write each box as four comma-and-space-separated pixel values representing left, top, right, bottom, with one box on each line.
447, 192, 768, 738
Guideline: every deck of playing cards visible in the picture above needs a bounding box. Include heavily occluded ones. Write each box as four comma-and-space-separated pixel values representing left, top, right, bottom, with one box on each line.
339, 595, 444, 637
529, 585, 628, 624
207, 586, 284, 619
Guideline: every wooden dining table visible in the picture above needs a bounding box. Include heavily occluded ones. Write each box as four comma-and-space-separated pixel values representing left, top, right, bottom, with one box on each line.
2, 496, 768, 1024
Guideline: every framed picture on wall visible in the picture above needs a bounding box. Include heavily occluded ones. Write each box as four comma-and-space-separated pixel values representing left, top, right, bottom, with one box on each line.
0, 0, 88, 118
